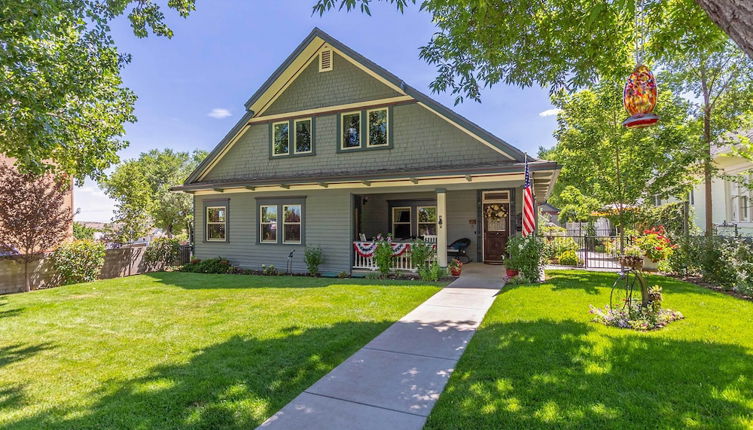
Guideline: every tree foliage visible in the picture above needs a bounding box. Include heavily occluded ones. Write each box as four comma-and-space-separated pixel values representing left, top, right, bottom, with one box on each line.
102, 149, 206, 242
73, 222, 98, 240
546, 81, 701, 227
0, 0, 195, 181
313, 0, 730, 102
0, 164, 72, 291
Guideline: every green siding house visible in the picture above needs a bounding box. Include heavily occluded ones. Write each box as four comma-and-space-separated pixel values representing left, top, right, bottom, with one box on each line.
175, 28, 559, 274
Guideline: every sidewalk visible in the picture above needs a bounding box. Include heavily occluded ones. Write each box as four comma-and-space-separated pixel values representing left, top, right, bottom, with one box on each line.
258, 264, 503, 430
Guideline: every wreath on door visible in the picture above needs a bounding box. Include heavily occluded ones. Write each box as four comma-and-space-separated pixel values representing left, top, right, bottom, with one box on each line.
485, 204, 508, 222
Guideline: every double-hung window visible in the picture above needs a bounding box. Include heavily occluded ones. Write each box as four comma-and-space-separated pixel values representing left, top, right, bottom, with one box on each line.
206, 205, 227, 241
338, 107, 391, 152
258, 199, 305, 245
417, 206, 437, 236
260, 205, 278, 243
392, 207, 411, 239
731, 176, 751, 222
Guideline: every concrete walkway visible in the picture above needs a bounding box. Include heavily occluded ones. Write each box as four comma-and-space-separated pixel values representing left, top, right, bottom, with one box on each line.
258, 264, 504, 430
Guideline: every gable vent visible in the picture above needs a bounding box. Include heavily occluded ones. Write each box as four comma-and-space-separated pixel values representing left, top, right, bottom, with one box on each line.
319, 49, 333, 72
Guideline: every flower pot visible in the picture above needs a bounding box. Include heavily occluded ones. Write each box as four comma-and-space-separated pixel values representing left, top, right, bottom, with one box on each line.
642, 257, 659, 272
619, 255, 643, 271
506, 268, 519, 278
450, 267, 462, 277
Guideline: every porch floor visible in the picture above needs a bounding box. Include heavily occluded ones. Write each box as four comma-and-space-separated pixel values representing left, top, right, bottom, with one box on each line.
258, 264, 504, 430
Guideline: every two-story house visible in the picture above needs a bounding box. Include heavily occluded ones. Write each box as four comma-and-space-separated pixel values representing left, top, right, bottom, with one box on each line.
174, 28, 560, 274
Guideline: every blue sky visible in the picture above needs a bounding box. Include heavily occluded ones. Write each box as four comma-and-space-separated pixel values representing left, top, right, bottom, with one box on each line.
74, 0, 560, 221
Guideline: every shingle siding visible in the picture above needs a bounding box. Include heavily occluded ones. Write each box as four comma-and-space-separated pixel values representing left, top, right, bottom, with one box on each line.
203, 103, 510, 182
263, 53, 401, 116
194, 191, 353, 273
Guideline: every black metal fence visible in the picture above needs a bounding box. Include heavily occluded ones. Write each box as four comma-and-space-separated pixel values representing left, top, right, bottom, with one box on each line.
541, 234, 633, 270
178, 244, 192, 265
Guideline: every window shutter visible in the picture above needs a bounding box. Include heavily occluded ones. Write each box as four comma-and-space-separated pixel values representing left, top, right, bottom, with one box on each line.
319, 49, 333, 72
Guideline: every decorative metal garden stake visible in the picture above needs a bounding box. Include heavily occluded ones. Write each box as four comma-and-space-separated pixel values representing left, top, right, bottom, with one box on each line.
622, 64, 659, 128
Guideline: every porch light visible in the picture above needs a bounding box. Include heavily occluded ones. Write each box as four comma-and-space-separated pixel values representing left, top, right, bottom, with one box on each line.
438, 216, 443, 227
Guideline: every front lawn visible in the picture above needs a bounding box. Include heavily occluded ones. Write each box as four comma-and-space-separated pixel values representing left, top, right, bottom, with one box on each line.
426, 270, 753, 429
0, 272, 440, 429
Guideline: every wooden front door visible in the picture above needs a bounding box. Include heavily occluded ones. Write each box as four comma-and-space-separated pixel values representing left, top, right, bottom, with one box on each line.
483, 202, 509, 263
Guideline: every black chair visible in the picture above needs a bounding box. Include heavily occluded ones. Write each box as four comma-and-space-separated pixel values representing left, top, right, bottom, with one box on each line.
447, 238, 472, 263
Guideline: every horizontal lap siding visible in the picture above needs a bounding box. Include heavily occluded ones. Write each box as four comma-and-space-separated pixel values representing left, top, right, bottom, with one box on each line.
447, 190, 479, 262
194, 191, 352, 274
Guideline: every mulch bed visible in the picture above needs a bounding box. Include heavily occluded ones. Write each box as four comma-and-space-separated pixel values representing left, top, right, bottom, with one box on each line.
669, 274, 753, 302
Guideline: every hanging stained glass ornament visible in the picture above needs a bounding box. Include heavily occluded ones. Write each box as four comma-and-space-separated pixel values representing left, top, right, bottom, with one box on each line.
622, 64, 659, 128
623, 0, 658, 128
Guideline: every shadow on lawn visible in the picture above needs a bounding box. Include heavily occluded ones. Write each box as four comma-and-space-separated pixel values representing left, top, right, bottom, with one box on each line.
425, 318, 753, 429
0, 343, 55, 370
143, 271, 425, 290
5, 320, 392, 429
540, 270, 722, 297
0, 301, 23, 319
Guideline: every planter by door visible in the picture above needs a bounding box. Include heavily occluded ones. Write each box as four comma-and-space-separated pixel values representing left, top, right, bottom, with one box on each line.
483, 202, 509, 264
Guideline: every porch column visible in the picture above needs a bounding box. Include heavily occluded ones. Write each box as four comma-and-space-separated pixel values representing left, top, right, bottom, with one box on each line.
437, 188, 448, 267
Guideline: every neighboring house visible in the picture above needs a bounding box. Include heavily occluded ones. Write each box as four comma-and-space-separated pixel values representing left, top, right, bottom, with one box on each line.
174, 28, 560, 274
0, 154, 74, 254
539, 202, 561, 226
656, 139, 753, 236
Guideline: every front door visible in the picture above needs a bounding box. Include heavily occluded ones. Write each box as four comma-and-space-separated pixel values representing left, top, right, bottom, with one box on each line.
483, 202, 509, 264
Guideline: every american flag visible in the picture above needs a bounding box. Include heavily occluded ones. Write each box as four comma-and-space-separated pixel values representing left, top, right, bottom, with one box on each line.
522, 156, 535, 237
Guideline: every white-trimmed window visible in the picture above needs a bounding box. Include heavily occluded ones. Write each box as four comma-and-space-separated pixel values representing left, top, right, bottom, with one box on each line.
272, 121, 289, 156
731, 177, 751, 222
206, 206, 227, 241
260, 205, 278, 243
417, 206, 437, 237
283, 204, 302, 244
341, 111, 361, 149
367, 108, 388, 147
294, 118, 312, 154
392, 207, 411, 239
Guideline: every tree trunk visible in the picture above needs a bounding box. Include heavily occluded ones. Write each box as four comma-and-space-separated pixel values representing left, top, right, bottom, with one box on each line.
703, 107, 714, 237
695, 0, 753, 60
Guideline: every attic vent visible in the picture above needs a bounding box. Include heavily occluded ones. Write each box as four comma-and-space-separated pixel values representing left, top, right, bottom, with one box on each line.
319, 49, 333, 72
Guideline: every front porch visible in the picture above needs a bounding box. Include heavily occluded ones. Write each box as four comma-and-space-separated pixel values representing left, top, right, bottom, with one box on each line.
350, 188, 519, 271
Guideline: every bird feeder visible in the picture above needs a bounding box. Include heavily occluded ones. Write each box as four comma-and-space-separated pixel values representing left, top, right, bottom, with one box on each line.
622, 64, 659, 128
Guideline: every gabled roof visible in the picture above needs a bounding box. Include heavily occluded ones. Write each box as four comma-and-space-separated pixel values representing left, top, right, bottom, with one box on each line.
185, 28, 530, 185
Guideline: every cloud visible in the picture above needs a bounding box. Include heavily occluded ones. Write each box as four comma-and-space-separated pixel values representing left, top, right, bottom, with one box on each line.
207, 108, 232, 119
74, 182, 117, 222
538, 108, 563, 117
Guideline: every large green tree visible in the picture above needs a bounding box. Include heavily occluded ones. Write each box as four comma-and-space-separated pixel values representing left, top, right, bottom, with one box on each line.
661, 41, 753, 235
0, 0, 195, 181
546, 81, 701, 232
314, 0, 746, 101
102, 149, 206, 242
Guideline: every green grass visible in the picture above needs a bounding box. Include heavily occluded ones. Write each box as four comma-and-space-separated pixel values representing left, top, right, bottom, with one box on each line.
426, 270, 753, 429
0, 272, 441, 429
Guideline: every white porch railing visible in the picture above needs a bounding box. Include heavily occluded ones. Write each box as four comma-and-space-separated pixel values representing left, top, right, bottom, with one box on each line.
352, 241, 437, 271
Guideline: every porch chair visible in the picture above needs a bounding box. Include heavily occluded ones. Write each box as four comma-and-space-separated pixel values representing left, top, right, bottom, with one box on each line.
447, 238, 472, 264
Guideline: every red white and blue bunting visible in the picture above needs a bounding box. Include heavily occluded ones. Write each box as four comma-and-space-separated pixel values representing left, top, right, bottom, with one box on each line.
353, 242, 413, 258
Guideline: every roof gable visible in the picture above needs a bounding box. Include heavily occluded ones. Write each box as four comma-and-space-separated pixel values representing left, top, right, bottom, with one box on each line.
186, 28, 529, 184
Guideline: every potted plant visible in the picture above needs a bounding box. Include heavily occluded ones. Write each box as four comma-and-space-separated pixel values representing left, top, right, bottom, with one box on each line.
634, 226, 675, 271
448, 258, 463, 277
619, 245, 644, 270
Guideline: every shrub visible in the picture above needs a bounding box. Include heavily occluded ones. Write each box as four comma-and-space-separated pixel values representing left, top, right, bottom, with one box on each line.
143, 237, 181, 271
179, 257, 233, 274
410, 240, 435, 271
262, 264, 279, 276
374, 240, 393, 276
544, 236, 578, 261
558, 250, 579, 266
505, 235, 544, 282
304, 247, 324, 276
50, 240, 106, 285
418, 261, 447, 282
337, 271, 349, 278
